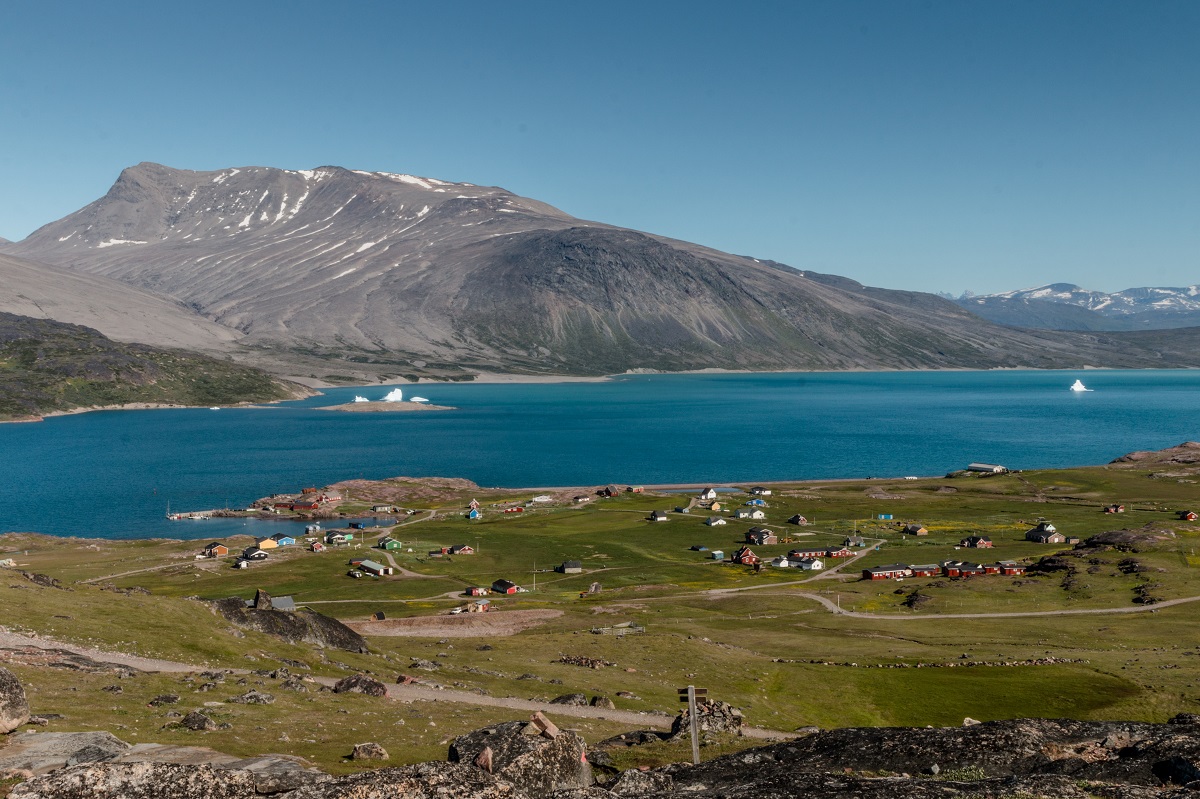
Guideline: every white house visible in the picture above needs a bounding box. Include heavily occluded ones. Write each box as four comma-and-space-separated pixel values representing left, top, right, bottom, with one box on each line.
699, 488, 718, 501
734, 508, 766, 520
704, 516, 727, 527
795, 557, 824, 571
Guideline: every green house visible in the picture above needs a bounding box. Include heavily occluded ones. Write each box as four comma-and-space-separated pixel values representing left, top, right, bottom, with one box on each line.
378, 536, 403, 550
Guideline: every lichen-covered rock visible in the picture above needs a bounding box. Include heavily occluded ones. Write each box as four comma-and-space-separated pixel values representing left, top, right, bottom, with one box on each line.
589, 696, 615, 710
449, 720, 592, 798
148, 695, 179, 706
351, 742, 389, 761
332, 674, 387, 697
7, 761, 260, 799
608, 767, 674, 796
1, 665, 32, 733
179, 711, 218, 732
280, 761, 518, 799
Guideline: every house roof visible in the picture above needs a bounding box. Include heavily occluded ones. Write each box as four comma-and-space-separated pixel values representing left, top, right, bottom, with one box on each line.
272, 596, 296, 612
562, 560, 582, 569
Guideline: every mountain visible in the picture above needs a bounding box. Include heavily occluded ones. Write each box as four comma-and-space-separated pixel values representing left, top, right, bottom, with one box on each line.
956, 283, 1200, 331
8, 163, 1200, 375
0, 251, 241, 352
0, 312, 299, 421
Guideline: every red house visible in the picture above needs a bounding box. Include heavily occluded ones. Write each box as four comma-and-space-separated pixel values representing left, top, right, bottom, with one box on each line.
492, 579, 520, 595
863, 564, 912, 580
960, 536, 993, 549
1178, 511, 1198, 521
732, 546, 761, 565
291, 499, 321, 511
466, 586, 490, 597
825, 547, 854, 559
997, 561, 1026, 576
449, 545, 475, 555
789, 548, 826, 560
909, 564, 940, 577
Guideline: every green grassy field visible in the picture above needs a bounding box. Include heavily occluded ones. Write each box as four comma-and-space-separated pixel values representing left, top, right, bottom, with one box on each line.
3, 461, 1200, 772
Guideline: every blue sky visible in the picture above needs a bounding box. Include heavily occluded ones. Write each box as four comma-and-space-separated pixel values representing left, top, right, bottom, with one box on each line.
1, 0, 1196, 294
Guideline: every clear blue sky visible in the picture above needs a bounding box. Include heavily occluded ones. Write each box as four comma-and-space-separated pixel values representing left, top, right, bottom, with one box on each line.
1, 0, 1196, 295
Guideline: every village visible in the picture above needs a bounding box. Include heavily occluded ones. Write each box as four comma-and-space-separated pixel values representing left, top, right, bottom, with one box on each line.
183, 466, 1200, 624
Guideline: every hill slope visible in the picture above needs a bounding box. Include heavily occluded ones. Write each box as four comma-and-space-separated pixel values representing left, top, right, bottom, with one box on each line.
8, 163, 1200, 374
0, 252, 241, 352
0, 312, 299, 420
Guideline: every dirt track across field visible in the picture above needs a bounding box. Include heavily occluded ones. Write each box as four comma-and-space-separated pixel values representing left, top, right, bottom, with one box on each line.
346, 608, 563, 637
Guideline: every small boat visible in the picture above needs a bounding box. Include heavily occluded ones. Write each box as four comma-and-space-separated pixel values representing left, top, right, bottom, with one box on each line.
1070, 379, 1092, 392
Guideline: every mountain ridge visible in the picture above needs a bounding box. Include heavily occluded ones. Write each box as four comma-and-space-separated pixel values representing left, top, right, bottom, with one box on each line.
8, 162, 1200, 375
955, 283, 1200, 331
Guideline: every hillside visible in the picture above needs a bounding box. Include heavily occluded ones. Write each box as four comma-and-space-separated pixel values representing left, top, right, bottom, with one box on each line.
8, 163, 1200, 375
0, 312, 301, 421
0, 251, 241, 352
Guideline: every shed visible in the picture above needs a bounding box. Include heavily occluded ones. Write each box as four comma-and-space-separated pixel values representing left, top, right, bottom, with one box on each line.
710, 550, 724, 560
787, 514, 808, 525
967, 463, 1008, 473
902, 523, 928, 536
357, 560, 394, 576
1178, 511, 1198, 521
649, 511, 669, 522
557, 560, 583, 574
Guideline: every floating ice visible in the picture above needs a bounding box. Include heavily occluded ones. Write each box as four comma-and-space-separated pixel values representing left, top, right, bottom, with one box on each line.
410, 396, 429, 402
381, 388, 404, 402
353, 395, 370, 403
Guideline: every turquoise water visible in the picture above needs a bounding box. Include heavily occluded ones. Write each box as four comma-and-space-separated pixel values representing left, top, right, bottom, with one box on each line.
2, 370, 1198, 540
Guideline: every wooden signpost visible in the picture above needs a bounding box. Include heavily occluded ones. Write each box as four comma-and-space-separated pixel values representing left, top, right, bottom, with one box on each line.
678, 685, 707, 764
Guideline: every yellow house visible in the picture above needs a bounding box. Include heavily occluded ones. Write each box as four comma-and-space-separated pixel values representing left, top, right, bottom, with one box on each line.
255, 537, 279, 550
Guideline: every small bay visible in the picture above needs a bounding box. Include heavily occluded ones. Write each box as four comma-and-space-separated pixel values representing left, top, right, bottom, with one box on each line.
1, 370, 1197, 540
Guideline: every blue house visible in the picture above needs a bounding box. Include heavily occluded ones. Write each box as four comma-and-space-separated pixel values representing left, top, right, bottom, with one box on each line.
271, 533, 296, 546
467, 508, 482, 520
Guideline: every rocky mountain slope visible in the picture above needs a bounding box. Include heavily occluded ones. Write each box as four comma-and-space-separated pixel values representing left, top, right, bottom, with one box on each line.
0, 312, 299, 420
0, 252, 240, 353
956, 283, 1200, 331
7, 163, 1200, 374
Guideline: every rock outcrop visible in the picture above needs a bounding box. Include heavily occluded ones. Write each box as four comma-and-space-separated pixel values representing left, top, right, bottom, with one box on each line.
8, 762, 262, 799
1, 665, 31, 733
208, 599, 368, 653
449, 719, 593, 798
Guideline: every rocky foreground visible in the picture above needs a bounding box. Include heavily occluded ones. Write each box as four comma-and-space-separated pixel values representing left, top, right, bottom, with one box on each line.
6, 663, 1200, 798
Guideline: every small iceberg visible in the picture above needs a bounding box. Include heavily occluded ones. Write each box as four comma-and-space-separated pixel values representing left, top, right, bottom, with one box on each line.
410, 396, 430, 403
1069, 379, 1092, 392
352, 395, 370, 403
381, 388, 404, 402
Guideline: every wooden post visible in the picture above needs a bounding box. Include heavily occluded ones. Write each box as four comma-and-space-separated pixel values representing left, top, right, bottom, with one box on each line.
688, 685, 700, 765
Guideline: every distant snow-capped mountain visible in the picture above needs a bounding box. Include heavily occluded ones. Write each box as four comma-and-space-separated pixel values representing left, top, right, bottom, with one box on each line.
956, 283, 1200, 331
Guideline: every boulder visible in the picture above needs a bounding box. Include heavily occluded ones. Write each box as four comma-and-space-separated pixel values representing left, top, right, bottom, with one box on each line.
351, 742, 389, 761
589, 696, 615, 710
332, 674, 387, 697
7, 761, 260, 799
1, 665, 32, 733
669, 700, 743, 741
548, 694, 588, 707
179, 711, 219, 732
608, 767, 674, 796
449, 720, 592, 798
228, 691, 275, 705
148, 695, 180, 706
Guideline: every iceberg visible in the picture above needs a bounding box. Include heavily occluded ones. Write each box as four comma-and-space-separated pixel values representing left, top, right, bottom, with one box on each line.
1069, 379, 1091, 392
381, 388, 404, 402
410, 396, 430, 403
353, 395, 370, 403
